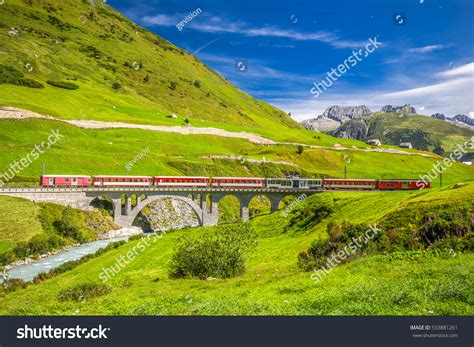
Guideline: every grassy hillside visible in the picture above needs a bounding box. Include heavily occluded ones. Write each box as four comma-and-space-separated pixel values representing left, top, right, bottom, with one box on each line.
1, 182, 472, 315
0, 196, 43, 253
0, 0, 299, 133
0, 196, 117, 258
367, 113, 474, 152
0, 119, 473, 186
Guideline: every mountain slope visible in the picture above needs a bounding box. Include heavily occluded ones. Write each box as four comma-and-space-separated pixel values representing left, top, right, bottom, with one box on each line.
332, 112, 474, 152
0, 0, 298, 131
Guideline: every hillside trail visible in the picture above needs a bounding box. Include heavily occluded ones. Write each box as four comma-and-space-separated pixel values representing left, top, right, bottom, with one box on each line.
0, 106, 434, 158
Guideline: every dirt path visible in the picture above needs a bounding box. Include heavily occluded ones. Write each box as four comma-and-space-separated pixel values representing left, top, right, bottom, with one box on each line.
0, 106, 434, 157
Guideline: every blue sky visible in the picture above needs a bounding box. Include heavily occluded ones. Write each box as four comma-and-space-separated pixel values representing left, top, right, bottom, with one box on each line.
107, 0, 473, 121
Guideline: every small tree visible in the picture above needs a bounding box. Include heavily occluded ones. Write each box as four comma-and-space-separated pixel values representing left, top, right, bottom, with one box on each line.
297, 145, 305, 154
112, 82, 122, 90
193, 80, 201, 88
169, 81, 177, 90
184, 118, 190, 125
143, 74, 149, 83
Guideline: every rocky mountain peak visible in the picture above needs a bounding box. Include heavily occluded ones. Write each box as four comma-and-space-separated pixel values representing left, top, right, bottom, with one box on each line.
451, 114, 474, 126
322, 105, 372, 123
381, 104, 417, 114
431, 113, 446, 120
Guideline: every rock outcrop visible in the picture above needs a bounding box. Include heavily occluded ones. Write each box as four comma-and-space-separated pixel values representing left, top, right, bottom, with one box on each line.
300, 115, 341, 132
134, 198, 200, 232
381, 104, 417, 114
450, 114, 474, 126
431, 113, 446, 120
330, 118, 369, 140
300, 105, 371, 132
322, 105, 372, 123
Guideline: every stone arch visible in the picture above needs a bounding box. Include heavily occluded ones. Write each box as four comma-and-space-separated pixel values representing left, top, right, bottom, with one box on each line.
248, 194, 272, 218
278, 193, 309, 216
89, 196, 115, 217
217, 194, 241, 224
129, 194, 203, 228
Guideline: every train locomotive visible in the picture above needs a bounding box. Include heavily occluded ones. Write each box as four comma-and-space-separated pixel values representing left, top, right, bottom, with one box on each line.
41, 175, 431, 190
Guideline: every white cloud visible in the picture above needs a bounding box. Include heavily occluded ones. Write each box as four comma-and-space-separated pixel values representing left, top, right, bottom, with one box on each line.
408, 44, 446, 53
438, 62, 474, 77
141, 13, 179, 26
271, 62, 474, 122
141, 13, 367, 49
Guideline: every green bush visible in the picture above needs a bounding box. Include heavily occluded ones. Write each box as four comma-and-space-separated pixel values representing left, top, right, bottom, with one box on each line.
0, 65, 44, 88
57, 283, 112, 302
297, 203, 473, 271
169, 224, 257, 279
46, 80, 79, 90
112, 81, 122, 90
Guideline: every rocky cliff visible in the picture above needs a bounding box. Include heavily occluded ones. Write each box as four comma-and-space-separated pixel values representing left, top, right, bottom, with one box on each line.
300, 115, 341, 132
431, 113, 446, 120
134, 198, 200, 232
322, 105, 372, 122
451, 114, 474, 126
381, 104, 417, 114
300, 105, 371, 131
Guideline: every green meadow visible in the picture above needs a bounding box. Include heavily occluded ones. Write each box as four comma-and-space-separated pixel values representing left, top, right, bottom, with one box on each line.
0, 183, 472, 315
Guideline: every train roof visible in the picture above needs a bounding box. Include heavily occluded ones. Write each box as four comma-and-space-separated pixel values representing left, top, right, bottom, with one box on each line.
378, 179, 427, 181
212, 177, 265, 180
154, 176, 209, 179
93, 175, 152, 178
42, 175, 90, 178
325, 178, 377, 181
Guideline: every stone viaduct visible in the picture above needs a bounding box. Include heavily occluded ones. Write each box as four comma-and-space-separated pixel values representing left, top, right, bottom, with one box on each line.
0, 187, 317, 227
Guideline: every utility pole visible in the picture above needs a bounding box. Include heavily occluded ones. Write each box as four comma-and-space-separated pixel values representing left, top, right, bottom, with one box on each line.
42, 163, 46, 175
343, 155, 350, 179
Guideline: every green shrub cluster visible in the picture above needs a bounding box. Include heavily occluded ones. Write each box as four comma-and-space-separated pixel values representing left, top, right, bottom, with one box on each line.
376, 248, 462, 263
57, 283, 112, 302
298, 204, 472, 271
0, 65, 44, 88
285, 195, 333, 232
297, 222, 372, 271
169, 224, 257, 279
46, 80, 79, 90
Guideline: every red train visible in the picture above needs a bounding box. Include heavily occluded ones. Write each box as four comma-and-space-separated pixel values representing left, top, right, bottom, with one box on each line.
40, 175, 431, 190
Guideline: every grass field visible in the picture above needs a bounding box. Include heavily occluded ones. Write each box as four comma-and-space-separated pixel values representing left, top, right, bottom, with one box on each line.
1, 183, 472, 315
0, 196, 43, 253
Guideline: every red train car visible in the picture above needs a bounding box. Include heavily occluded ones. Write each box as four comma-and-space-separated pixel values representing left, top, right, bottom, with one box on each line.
212, 177, 265, 188
154, 176, 209, 187
323, 178, 377, 190
41, 175, 91, 187
377, 179, 430, 190
93, 175, 152, 187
